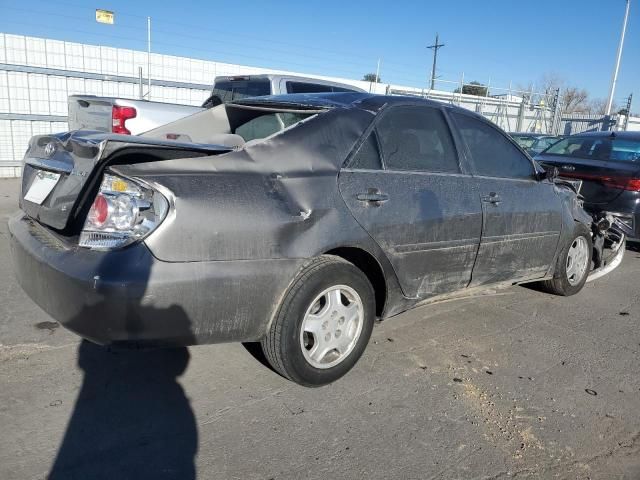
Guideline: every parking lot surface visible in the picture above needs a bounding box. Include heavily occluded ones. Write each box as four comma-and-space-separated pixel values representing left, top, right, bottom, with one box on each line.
1, 177, 639, 480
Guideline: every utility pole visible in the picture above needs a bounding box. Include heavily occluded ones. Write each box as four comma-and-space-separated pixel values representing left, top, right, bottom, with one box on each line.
147, 16, 152, 100
606, 0, 631, 115
622, 93, 633, 130
427, 33, 445, 90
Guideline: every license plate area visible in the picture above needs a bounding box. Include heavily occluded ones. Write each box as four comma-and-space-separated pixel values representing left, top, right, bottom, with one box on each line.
24, 170, 61, 205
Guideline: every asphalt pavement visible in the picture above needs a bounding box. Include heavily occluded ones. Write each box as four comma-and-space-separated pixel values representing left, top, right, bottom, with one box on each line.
1, 177, 639, 480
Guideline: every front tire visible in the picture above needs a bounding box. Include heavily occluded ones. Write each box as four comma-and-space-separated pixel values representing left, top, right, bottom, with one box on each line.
539, 223, 592, 296
261, 255, 375, 387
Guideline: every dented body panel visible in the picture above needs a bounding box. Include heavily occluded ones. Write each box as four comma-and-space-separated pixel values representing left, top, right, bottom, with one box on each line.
9, 93, 593, 346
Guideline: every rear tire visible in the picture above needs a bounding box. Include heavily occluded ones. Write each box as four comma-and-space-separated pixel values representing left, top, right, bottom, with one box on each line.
538, 223, 592, 296
261, 255, 375, 387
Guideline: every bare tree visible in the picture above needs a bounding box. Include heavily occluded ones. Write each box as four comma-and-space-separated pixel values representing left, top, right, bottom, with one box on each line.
516, 74, 563, 105
520, 74, 591, 113
562, 87, 590, 113
537, 73, 564, 105
588, 98, 618, 115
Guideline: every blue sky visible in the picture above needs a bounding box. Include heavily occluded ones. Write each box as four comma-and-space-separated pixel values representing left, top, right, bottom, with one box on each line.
1, 0, 637, 104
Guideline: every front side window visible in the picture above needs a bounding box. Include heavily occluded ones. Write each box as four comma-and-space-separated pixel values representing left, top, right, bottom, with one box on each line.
546, 136, 640, 163
376, 106, 459, 173
452, 113, 535, 179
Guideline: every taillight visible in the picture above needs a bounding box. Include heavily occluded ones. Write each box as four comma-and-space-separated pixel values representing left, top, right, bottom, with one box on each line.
87, 194, 109, 226
601, 177, 640, 192
559, 171, 640, 192
112, 106, 137, 134
80, 173, 168, 250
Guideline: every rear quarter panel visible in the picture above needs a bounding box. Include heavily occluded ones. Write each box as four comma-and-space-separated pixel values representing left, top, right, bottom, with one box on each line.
111, 108, 376, 262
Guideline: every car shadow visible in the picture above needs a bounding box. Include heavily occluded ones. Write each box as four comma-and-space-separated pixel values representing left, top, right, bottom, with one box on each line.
48, 249, 198, 480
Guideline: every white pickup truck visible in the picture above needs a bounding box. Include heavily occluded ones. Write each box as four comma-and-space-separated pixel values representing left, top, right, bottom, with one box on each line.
68, 74, 365, 135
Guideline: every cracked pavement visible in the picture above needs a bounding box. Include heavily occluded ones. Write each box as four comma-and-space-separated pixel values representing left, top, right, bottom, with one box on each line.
1, 178, 639, 479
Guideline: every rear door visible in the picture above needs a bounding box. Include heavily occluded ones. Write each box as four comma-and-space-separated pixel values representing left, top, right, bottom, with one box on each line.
450, 111, 563, 286
536, 136, 640, 206
339, 104, 482, 299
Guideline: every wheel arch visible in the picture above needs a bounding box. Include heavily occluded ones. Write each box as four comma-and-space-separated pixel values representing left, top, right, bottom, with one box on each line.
325, 246, 387, 317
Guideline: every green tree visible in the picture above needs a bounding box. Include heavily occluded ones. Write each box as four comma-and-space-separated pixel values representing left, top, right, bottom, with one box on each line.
363, 73, 381, 83
454, 81, 488, 97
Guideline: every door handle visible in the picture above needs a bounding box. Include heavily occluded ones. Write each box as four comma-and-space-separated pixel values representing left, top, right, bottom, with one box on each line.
561, 164, 575, 171
356, 191, 389, 204
481, 192, 502, 205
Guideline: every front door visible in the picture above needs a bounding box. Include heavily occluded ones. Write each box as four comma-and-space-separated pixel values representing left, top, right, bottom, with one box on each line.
449, 111, 563, 286
339, 105, 482, 299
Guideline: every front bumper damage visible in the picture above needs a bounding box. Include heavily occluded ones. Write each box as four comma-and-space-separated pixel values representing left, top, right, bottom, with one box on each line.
9, 213, 304, 346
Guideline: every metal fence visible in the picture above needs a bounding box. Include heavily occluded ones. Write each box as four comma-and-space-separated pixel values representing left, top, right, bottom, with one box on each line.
558, 114, 619, 135
0, 33, 373, 176
1, 32, 638, 177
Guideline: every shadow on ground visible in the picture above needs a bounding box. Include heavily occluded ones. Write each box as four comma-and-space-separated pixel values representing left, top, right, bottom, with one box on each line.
48, 341, 197, 480
48, 245, 198, 479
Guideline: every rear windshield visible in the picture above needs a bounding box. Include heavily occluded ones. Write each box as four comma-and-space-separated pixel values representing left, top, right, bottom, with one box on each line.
234, 112, 313, 142
286, 81, 357, 94
211, 79, 271, 102
545, 136, 640, 162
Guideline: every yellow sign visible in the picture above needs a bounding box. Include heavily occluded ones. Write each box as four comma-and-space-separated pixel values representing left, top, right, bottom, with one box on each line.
95, 9, 114, 24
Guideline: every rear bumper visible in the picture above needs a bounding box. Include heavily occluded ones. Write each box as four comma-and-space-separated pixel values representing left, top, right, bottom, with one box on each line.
585, 194, 640, 239
9, 213, 304, 346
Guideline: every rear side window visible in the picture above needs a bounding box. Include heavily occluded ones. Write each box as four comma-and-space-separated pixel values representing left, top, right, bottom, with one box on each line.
376, 106, 459, 173
287, 82, 333, 94
211, 79, 271, 102
348, 131, 382, 170
452, 113, 535, 179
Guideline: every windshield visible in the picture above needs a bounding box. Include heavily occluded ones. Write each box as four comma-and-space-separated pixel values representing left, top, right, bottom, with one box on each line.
511, 135, 536, 149
530, 137, 558, 153
210, 79, 271, 102
545, 136, 640, 162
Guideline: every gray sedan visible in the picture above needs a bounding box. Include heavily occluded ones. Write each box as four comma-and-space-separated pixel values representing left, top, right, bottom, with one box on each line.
10, 93, 594, 386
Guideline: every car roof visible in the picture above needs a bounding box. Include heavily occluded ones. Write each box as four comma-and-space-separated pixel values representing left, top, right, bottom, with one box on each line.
568, 131, 640, 141
214, 74, 366, 92
508, 132, 555, 138
232, 92, 464, 114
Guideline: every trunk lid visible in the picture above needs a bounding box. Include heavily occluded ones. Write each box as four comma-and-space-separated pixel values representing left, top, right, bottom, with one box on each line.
20, 132, 232, 232
536, 153, 640, 206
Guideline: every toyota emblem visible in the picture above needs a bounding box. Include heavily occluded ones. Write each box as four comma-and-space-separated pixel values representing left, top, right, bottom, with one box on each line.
44, 142, 56, 157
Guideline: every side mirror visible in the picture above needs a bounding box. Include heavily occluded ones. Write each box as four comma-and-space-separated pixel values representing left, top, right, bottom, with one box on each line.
537, 166, 559, 182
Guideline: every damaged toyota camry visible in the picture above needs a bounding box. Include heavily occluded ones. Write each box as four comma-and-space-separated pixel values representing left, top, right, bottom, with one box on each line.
10, 93, 597, 386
